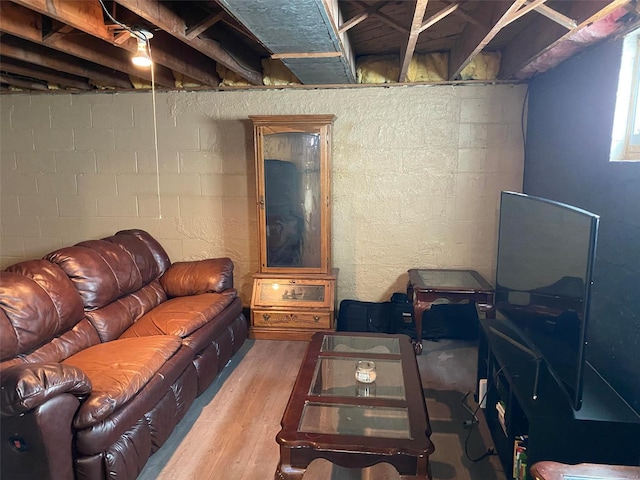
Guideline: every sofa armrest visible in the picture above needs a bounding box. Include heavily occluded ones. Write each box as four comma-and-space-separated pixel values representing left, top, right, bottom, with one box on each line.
1, 363, 92, 416
160, 258, 234, 297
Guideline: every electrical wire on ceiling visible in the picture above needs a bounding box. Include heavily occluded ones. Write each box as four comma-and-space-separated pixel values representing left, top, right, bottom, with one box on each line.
98, 0, 146, 42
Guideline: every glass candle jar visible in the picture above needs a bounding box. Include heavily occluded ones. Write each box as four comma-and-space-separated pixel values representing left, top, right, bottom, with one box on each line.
355, 360, 377, 384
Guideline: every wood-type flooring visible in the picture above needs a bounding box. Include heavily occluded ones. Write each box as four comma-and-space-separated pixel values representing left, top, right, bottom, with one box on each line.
138, 338, 506, 480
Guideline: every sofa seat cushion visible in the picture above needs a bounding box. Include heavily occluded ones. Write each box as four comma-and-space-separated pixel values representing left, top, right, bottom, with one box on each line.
62, 336, 182, 429
120, 292, 236, 339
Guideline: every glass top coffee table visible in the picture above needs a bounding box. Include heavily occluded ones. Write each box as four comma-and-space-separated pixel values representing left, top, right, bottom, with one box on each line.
275, 332, 435, 479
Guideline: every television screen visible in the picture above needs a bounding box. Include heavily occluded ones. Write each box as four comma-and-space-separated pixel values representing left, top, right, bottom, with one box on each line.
495, 191, 599, 411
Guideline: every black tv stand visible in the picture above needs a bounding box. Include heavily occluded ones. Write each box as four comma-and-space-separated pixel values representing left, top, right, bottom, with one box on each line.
488, 326, 542, 401
477, 318, 640, 480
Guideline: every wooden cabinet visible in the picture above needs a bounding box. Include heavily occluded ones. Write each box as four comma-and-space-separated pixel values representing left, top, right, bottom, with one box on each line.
249, 115, 337, 340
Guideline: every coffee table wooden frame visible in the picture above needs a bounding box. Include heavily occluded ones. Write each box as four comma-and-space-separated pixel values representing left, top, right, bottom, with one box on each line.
275, 332, 435, 479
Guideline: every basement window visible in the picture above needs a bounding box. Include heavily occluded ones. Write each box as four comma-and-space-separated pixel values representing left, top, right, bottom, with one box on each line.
610, 28, 640, 162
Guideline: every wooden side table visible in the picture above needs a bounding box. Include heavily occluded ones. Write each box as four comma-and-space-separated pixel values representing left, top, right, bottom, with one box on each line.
407, 269, 494, 355
530, 461, 640, 480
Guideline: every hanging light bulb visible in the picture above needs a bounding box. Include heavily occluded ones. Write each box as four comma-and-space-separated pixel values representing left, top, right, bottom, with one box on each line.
131, 30, 153, 67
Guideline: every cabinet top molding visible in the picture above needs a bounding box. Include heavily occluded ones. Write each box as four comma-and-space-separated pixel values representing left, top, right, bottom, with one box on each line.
249, 114, 336, 125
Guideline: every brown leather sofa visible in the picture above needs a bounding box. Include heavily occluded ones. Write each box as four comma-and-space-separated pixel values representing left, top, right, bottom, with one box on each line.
0, 229, 248, 480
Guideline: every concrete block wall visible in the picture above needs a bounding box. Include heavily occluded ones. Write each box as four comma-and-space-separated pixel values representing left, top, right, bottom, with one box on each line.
0, 84, 526, 305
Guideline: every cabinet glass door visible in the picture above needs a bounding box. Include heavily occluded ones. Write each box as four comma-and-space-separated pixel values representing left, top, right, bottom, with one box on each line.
252, 115, 334, 275
263, 132, 322, 269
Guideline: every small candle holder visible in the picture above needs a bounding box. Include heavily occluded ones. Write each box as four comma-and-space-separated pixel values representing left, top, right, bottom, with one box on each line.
355, 360, 377, 384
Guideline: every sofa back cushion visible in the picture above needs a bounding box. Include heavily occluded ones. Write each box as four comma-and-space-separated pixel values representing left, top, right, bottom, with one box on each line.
45, 230, 170, 311
44, 230, 172, 342
112, 229, 171, 277
46, 241, 139, 311
0, 260, 87, 362
85, 280, 167, 342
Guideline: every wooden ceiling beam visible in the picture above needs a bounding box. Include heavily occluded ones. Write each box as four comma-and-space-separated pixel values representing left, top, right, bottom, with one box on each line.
0, 57, 92, 90
339, 11, 371, 34
42, 23, 75, 43
113, 0, 263, 85
142, 32, 221, 86
0, 2, 176, 88
374, 11, 410, 34
0, 2, 219, 88
420, 3, 460, 33
113, 30, 133, 45
501, 0, 549, 28
0, 73, 49, 91
444, 1, 487, 29
399, 0, 430, 82
0, 38, 133, 89
501, 0, 577, 31
532, 3, 578, 30
500, 0, 631, 79
354, 1, 409, 33
194, 3, 261, 45
339, 2, 386, 34
10, 0, 113, 42
186, 11, 225, 40
448, 0, 528, 80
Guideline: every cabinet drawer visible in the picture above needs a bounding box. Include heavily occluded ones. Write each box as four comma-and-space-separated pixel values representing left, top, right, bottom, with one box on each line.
252, 277, 335, 309
252, 310, 332, 329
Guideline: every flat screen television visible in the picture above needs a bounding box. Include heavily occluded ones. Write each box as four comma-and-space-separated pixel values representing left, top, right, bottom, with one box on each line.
494, 191, 599, 411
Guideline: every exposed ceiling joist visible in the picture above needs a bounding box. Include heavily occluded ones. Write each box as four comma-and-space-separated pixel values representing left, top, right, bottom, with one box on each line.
530, 2, 578, 30
11, 0, 112, 42
0, 56, 92, 90
0, 37, 134, 89
354, 1, 409, 34
420, 3, 460, 34
339, 1, 386, 35
449, 0, 529, 80
444, 1, 487, 29
0, 0, 636, 93
399, 0, 430, 82
10, 0, 222, 88
0, 73, 49, 90
502, 0, 551, 29
0, 1, 176, 88
113, 0, 263, 85
135, 33, 221, 87
500, 0, 633, 78
42, 24, 76, 43
186, 12, 224, 40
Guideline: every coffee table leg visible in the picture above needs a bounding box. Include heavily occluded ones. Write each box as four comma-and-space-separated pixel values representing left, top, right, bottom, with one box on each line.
275, 462, 305, 480
275, 448, 306, 480
399, 457, 431, 480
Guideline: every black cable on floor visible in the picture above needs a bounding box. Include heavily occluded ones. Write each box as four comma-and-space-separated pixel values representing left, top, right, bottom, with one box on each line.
462, 389, 495, 462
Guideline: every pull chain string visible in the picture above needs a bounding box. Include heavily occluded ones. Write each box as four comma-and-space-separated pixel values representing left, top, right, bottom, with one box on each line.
147, 41, 162, 220
96, 0, 160, 218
